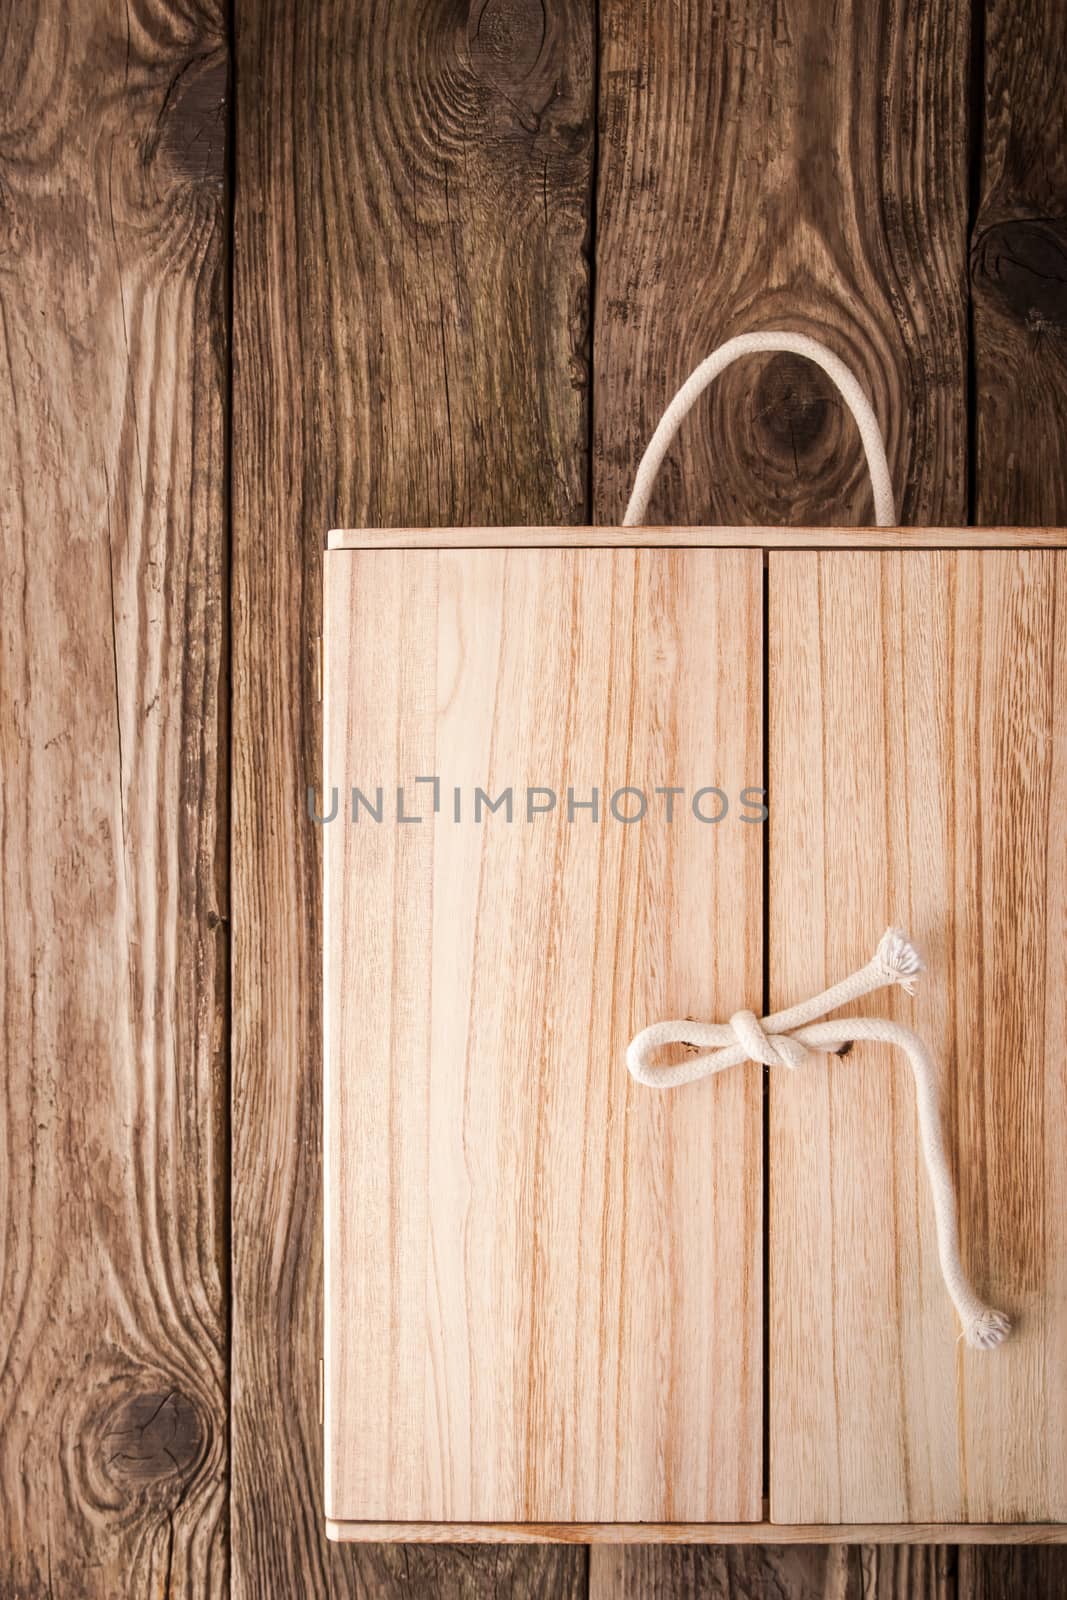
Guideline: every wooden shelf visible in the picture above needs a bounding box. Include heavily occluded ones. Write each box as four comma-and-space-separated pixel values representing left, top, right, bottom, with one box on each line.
327, 1520, 1067, 1546
327, 525, 1067, 551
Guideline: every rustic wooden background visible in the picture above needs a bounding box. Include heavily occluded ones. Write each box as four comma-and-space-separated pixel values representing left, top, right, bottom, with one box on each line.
2, 0, 1066, 1595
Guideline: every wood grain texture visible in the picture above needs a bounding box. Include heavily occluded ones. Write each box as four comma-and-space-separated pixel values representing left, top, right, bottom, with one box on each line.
587, 1543, 958, 1597
857, 1545, 956, 1599
328, 1544, 588, 1598
589, 1543, 858, 1599
592, 0, 972, 529
323, 547, 763, 1524
8, 0, 1062, 1588
232, 0, 593, 1589
959, 1545, 1067, 1599
587, 1543, 994, 1597
768, 551, 1067, 1523
0, 1, 229, 1594
971, 0, 1067, 525
963, 6, 1067, 1589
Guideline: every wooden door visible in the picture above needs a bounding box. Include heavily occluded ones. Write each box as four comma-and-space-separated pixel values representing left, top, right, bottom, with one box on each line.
768, 549, 1067, 1523
322, 545, 763, 1527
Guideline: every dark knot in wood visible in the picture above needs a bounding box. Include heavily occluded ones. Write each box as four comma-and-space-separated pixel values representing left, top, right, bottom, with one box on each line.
468, 0, 561, 132
972, 218, 1067, 335
152, 50, 228, 190
102, 1388, 204, 1488
751, 351, 835, 459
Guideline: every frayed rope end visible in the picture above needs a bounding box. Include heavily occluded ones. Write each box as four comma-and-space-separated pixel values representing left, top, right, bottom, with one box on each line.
874, 927, 925, 995
963, 1308, 1012, 1351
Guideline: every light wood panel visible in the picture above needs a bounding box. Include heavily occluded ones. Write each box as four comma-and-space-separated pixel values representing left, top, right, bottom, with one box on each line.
323, 547, 763, 1524
593, 0, 971, 530
768, 550, 1067, 1523
231, 0, 594, 1589
0, 2, 229, 1594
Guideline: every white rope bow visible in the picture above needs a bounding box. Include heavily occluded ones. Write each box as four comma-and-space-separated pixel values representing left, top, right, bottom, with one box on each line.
627, 930, 1011, 1351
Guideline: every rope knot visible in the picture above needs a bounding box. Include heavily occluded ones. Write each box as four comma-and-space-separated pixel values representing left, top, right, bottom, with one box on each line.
625, 927, 1011, 1351
729, 1009, 808, 1070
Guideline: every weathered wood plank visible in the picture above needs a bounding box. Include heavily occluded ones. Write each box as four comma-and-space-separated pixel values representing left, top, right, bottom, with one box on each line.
588, 1544, 966, 1595
232, 0, 594, 1589
959, 1545, 1067, 1600
342, 1545, 588, 1598
961, 2, 1067, 1588
0, 2, 229, 1595
593, 0, 972, 529
323, 547, 763, 1524
971, 0, 1067, 525
857, 1545, 956, 1599
768, 550, 1067, 1523
590, 0, 976, 1584
589, 1545, 861, 1599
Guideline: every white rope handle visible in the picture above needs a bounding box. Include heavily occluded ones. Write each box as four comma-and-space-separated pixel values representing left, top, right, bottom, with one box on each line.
623, 331, 896, 527
627, 930, 1011, 1351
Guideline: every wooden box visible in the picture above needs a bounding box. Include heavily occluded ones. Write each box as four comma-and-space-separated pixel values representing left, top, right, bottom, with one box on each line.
322, 525, 1067, 1544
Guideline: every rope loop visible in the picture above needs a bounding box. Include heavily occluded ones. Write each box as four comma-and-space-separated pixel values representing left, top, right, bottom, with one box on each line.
623, 330, 896, 528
